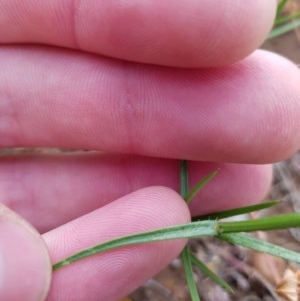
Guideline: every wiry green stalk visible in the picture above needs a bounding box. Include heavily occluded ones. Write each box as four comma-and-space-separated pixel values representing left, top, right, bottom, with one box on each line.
53, 156, 300, 299
180, 159, 201, 301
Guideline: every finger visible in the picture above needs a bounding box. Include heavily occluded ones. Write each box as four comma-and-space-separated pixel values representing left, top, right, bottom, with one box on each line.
1, 47, 300, 163
0, 153, 272, 232
0, 0, 276, 67
0, 204, 51, 301
43, 187, 190, 301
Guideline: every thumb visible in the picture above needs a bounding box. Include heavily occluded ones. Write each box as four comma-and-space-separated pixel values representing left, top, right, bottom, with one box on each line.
0, 203, 51, 301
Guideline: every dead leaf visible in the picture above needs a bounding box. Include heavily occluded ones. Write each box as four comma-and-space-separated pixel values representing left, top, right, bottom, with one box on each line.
276, 267, 300, 301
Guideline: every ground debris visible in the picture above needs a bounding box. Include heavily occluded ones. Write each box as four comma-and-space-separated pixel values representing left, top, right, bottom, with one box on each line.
131, 151, 300, 301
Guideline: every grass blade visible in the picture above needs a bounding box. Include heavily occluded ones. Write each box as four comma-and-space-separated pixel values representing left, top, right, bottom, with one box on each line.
185, 170, 218, 204
180, 160, 202, 300
275, 10, 300, 26
192, 201, 279, 221
190, 253, 233, 293
220, 213, 300, 233
269, 18, 300, 39
181, 247, 201, 301
180, 160, 189, 199
219, 233, 300, 263
276, 0, 289, 17
53, 220, 217, 270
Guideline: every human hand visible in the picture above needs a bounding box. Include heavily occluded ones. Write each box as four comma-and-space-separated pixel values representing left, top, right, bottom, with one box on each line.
1, 1, 300, 300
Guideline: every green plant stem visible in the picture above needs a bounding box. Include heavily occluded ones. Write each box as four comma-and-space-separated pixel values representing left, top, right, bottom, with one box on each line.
193, 201, 279, 221
190, 253, 233, 293
269, 18, 300, 39
219, 233, 300, 263
180, 160, 189, 198
53, 157, 300, 301
181, 247, 201, 301
276, 0, 289, 16
185, 170, 218, 204
53, 220, 217, 270
275, 10, 300, 26
219, 213, 300, 233
180, 159, 201, 301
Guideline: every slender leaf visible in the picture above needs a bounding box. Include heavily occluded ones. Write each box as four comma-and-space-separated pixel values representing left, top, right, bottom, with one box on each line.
185, 170, 218, 204
182, 247, 201, 301
192, 201, 279, 221
53, 220, 217, 270
180, 160, 189, 199
269, 18, 300, 39
276, 0, 289, 17
275, 10, 300, 26
190, 253, 233, 293
180, 160, 202, 300
220, 213, 300, 233
219, 233, 300, 263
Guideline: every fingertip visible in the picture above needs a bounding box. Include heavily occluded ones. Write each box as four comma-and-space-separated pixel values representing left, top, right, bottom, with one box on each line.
44, 187, 191, 301
241, 51, 300, 162
94, 186, 192, 231
93, 0, 277, 67
128, 186, 192, 223
0, 0, 277, 67
208, 0, 277, 67
0, 204, 51, 301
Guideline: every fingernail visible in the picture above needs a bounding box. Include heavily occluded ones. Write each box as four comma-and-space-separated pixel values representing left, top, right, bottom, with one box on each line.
0, 205, 51, 301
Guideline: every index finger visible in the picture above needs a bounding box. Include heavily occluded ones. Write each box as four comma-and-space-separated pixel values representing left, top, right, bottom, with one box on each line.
0, 0, 276, 67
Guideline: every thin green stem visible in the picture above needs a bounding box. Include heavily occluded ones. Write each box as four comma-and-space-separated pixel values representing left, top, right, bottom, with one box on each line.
219, 233, 300, 263
180, 160, 201, 300
180, 160, 189, 199
181, 247, 201, 301
53, 220, 217, 270
190, 253, 233, 293
185, 170, 218, 204
269, 18, 300, 39
193, 201, 279, 221
219, 213, 300, 233
275, 10, 300, 26
276, 0, 289, 17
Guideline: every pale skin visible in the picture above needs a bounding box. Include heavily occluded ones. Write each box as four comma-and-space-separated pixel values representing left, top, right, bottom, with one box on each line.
1, 1, 300, 300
